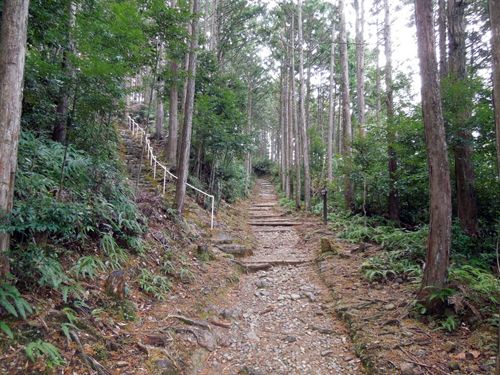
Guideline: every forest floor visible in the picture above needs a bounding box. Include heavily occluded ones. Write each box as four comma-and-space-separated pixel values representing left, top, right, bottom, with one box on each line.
2, 131, 498, 374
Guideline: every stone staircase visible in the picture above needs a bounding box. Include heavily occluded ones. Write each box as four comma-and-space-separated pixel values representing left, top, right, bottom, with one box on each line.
241, 179, 313, 266
118, 126, 161, 195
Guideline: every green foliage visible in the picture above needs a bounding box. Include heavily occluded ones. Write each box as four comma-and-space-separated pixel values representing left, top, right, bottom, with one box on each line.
60, 307, 79, 343
253, 158, 275, 176
137, 269, 172, 300
437, 316, 459, 332
25, 339, 65, 367
0, 282, 32, 320
12, 245, 85, 302
71, 256, 108, 280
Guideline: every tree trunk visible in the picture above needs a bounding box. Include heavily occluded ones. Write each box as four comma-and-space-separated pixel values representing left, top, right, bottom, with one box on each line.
0, 0, 30, 278
168, 57, 179, 167
448, 0, 478, 237
52, 1, 76, 143
491, 0, 500, 186
175, 0, 200, 218
439, 0, 448, 80
355, 0, 366, 137
375, 14, 381, 125
290, 15, 301, 210
298, 0, 310, 211
327, 21, 336, 182
156, 43, 165, 139
385, 0, 399, 222
339, 0, 353, 211
414, 0, 452, 311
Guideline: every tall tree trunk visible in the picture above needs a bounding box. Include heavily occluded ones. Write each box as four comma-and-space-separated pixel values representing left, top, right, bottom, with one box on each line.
52, 1, 76, 143
327, 21, 336, 183
491, 0, 500, 187
0, 0, 30, 277
414, 0, 452, 311
280, 68, 287, 191
439, 0, 448, 80
385, 0, 399, 221
298, 0, 311, 211
448, 0, 478, 237
178, 0, 194, 164
376, 14, 381, 124
210, 0, 218, 51
339, 0, 353, 211
290, 15, 301, 210
156, 43, 165, 139
355, 0, 366, 137
167, 0, 179, 166
175, 0, 200, 218
297, 0, 312, 211
168, 57, 179, 167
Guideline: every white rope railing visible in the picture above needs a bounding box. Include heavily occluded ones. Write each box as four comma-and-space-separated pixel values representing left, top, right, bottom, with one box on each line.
127, 116, 215, 230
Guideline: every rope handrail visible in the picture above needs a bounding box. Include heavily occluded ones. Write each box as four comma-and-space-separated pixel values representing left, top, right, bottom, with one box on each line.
127, 116, 214, 230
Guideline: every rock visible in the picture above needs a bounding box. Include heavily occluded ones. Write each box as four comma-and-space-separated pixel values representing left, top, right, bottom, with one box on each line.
319, 328, 335, 335
384, 303, 396, 311
256, 280, 272, 288
443, 341, 457, 353
27, 320, 43, 328
343, 355, 353, 362
212, 233, 234, 245
156, 359, 173, 370
217, 244, 250, 257
394, 277, 404, 284
320, 237, 340, 254
305, 292, 316, 302
238, 366, 265, 375
321, 350, 334, 357
449, 360, 460, 371
416, 349, 426, 357
283, 335, 297, 343
338, 252, 351, 259
400, 362, 415, 375
247, 331, 259, 341
290, 294, 301, 300
116, 361, 129, 368
480, 364, 492, 372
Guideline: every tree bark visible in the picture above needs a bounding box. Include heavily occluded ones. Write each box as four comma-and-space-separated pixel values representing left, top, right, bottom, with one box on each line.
385, 0, 399, 222
339, 0, 353, 211
156, 43, 165, 139
414, 0, 452, 311
439, 0, 448, 80
355, 0, 366, 138
0, 0, 30, 277
168, 57, 179, 167
290, 15, 301, 210
491, 0, 500, 186
448, 0, 478, 237
52, 1, 76, 143
175, 0, 200, 218
298, 0, 311, 211
327, 21, 335, 183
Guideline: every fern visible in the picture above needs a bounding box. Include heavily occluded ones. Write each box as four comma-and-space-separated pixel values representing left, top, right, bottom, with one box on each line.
0, 321, 13, 339
71, 255, 108, 280
0, 282, 32, 319
25, 339, 65, 367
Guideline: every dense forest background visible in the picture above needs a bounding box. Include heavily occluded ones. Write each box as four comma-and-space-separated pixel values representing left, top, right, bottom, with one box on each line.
1, 0, 500, 370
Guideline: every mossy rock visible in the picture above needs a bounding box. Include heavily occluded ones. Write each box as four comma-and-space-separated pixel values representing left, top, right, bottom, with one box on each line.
320, 237, 341, 255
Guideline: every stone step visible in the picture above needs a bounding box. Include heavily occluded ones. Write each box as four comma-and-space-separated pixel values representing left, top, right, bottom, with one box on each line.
248, 221, 302, 226
241, 259, 311, 266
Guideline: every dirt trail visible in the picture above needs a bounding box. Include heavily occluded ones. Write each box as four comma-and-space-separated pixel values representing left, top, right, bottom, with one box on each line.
200, 180, 364, 375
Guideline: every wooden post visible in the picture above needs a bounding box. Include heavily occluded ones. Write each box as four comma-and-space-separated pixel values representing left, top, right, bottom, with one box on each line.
105, 270, 126, 300
321, 187, 327, 225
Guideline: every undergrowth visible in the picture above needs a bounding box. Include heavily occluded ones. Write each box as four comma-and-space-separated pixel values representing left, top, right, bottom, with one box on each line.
325, 211, 500, 332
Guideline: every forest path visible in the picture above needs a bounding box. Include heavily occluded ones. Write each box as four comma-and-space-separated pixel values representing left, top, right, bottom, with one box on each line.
199, 180, 364, 375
